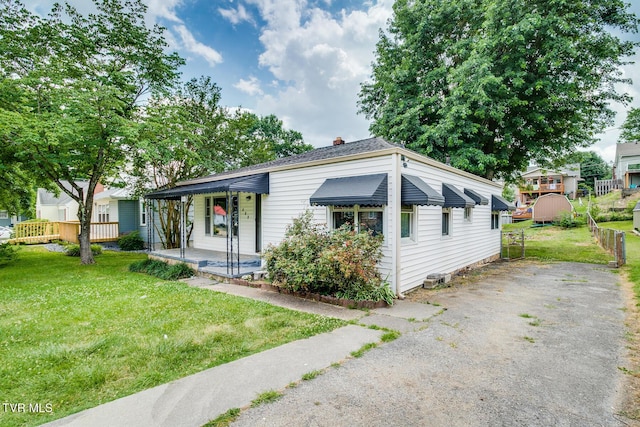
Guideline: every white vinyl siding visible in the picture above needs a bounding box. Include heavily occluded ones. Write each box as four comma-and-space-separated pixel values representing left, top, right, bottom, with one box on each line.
398, 159, 501, 292
262, 156, 395, 278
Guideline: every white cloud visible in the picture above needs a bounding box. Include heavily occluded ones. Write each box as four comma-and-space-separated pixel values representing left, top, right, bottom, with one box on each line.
219, 3, 255, 26
245, 0, 394, 146
234, 76, 264, 96
147, 0, 184, 23
591, 54, 640, 164
174, 24, 223, 67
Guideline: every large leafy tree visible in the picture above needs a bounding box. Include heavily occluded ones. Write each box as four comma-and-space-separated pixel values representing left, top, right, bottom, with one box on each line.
220, 111, 312, 170
0, 0, 183, 263
564, 151, 611, 191
134, 77, 311, 249
359, 0, 639, 181
620, 107, 640, 143
133, 77, 226, 249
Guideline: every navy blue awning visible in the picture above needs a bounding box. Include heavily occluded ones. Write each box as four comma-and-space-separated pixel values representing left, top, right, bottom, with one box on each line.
310, 174, 388, 206
145, 173, 270, 200
442, 183, 475, 208
401, 175, 444, 206
464, 188, 489, 205
491, 194, 516, 211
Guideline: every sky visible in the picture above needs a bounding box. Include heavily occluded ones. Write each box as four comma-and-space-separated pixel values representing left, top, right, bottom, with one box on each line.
27, 0, 640, 165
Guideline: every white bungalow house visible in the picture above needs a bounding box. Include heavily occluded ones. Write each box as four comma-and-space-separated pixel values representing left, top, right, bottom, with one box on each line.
146, 137, 514, 295
36, 181, 99, 222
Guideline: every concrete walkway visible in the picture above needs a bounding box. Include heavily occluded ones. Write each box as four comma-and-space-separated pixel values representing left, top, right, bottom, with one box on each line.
44, 279, 442, 427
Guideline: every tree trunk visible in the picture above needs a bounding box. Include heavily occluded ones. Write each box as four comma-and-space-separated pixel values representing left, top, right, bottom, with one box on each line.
77, 188, 96, 265
78, 212, 95, 264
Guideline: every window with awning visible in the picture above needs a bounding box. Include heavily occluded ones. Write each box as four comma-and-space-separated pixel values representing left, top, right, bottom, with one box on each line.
401, 175, 445, 206
442, 183, 475, 208
310, 174, 388, 206
463, 188, 489, 205
491, 194, 516, 211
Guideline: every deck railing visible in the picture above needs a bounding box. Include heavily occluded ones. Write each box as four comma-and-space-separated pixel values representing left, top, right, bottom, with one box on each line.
10, 221, 119, 244
520, 183, 565, 193
12, 222, 60, 244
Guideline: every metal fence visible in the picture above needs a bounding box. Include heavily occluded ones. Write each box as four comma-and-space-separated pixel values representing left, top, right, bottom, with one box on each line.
501, 229, 525, 261
586, 212, 626, 266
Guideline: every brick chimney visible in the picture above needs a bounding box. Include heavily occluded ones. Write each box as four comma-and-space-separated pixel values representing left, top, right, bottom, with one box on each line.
94, 182, 105, 194
333, 136, 344, 146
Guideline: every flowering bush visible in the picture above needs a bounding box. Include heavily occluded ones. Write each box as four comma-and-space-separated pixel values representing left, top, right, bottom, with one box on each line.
264, 211, 394, 304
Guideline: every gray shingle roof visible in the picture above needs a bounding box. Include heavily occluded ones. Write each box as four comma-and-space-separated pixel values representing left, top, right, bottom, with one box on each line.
37, 181, 90, 205
178, 137, 400, 186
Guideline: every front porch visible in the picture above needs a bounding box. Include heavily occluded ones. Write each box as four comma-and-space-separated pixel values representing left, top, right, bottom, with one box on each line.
149, 248, 262, 279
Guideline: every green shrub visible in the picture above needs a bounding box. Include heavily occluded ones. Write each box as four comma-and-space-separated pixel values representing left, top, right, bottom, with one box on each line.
65, 244, 103, 257
118, 231, 145, 251
554, 210, 583, 228
264, 210, 393, 304
129, 259, 194, 280
0, 242, 18, 267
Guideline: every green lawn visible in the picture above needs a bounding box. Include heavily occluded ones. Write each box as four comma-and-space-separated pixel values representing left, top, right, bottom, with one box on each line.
504, 219, 640, 301
0, 247, 345, 427
503, 220, 615, 264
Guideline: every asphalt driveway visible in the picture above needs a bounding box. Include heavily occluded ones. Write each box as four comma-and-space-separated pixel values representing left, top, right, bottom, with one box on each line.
232, 261, 633, 426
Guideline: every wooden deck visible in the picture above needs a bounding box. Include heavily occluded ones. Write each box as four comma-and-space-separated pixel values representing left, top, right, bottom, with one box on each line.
10, 221, 119, 244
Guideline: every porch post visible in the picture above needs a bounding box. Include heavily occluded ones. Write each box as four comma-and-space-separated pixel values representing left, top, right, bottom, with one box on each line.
147, 199, 154, 252
180, 196, 187, 259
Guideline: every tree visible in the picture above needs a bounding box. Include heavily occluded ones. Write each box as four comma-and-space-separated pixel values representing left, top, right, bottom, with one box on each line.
218, 111, 312, 170
359, 0, 639, 181
133, 77, 226, 249
0, 0, 183, 263
133, 78, 311, 249
620, 107, 640, 143
564, 151, 611, 192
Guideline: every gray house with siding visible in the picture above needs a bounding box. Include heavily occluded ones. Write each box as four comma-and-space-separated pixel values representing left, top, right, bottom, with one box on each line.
146, 137, 514, 295
93, 188, 149, 242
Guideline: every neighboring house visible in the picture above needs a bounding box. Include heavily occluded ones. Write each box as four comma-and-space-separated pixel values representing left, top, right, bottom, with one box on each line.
147, 137, 514, 295
613, 142, 640, 190
0, 210, 26, 227
516, 164, 581, 206
92, 187, 149, 242
0, 210, 9, 227
36, 181, 98, 222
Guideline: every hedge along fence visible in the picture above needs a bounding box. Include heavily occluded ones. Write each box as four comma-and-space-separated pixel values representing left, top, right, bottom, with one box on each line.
586, 211, 626, 266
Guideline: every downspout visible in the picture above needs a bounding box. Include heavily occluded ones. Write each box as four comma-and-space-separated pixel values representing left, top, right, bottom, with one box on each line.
393, 152, 405, 299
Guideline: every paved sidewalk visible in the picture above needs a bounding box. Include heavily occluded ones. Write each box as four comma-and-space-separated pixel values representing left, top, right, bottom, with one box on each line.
44, 279, 442, 427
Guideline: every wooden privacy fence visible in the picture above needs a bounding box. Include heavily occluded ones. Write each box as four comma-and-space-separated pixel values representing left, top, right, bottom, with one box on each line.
11, 221, 119, 244
586, 213, 626, 266
594, 178, 622, 196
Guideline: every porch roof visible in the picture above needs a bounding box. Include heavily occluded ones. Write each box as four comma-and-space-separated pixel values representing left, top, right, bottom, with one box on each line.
310, 173, 388, 207
145, 173, 269, 200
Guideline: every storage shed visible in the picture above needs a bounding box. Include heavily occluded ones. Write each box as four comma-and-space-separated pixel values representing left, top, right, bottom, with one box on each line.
634, 201, 640, 231
532, 193, 573, 223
